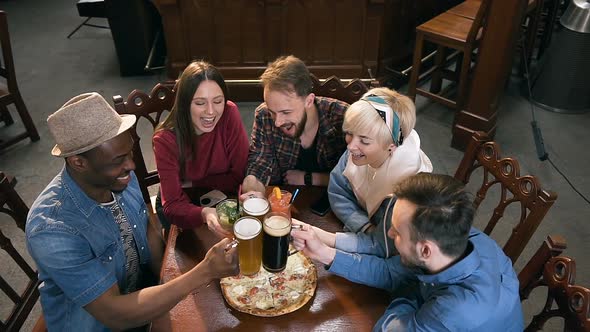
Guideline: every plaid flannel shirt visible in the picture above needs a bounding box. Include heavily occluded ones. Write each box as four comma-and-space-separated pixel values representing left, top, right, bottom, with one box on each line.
247, 96, 349, 185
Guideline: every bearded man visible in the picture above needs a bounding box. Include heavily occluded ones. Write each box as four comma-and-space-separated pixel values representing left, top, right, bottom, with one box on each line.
242, 55, 349, 194
291, 173, 524, 331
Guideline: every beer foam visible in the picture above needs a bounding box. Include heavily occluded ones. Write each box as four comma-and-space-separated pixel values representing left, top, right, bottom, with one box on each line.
263, 215, 291, 237
234, 218, 262, 240
243, 198, 269, 215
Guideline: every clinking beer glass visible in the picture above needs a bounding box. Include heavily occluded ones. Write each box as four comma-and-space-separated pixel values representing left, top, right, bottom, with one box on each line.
230, 217, 263, 276
262, 211, 299, 273
241, 197, 269, 219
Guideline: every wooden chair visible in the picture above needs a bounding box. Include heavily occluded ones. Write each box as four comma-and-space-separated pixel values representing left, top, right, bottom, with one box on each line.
519, 234, 567, 298
454, 131, 557, 264
0, 172, 40, 331
0, 11, 40, 151
310, 75, 375, 104
407, 0, 491, 110
113, 82, 176, 207
519, 236, 590, 331
444, 0, 551, 70
0, 171, 29, 231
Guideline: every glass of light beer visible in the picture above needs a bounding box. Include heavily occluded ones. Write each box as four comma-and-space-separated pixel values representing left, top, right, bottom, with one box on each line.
242, 197, 270, 220
262, 212, 296, 273
232, 216, 263, 276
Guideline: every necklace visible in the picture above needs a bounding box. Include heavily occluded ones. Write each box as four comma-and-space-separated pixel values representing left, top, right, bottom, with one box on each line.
367, 165, 378, 180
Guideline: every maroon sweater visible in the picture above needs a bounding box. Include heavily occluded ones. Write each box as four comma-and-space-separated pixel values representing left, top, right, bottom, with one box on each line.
153, 101, 249, 228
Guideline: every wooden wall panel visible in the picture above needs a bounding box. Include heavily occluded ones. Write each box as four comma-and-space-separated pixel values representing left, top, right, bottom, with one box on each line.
153, 0, 444, 99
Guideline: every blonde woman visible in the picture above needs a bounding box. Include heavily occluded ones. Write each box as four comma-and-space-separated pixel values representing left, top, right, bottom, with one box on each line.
327, 87, 432, 256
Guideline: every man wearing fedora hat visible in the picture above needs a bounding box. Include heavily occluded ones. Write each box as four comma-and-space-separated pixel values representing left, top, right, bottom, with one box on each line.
26, 92, 239, 331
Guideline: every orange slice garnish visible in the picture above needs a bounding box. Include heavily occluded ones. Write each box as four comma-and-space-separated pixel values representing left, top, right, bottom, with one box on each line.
273, 186, 282, 199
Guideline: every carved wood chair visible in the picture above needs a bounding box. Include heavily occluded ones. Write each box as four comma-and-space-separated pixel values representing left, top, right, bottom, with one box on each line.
407, 0, 491, 110
0, 171, 29, 231
0, 11, 40, 151
310, 75, 376, 104
0, 172, 40, 331
454, 131, 557, 264
519, 235, 590, 331
113, 81, 176, 207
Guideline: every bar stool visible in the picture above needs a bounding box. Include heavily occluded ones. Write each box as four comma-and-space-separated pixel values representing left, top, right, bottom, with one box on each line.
407, 0, 491, 110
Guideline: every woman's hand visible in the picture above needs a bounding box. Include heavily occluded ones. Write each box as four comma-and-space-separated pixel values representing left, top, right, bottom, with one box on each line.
202, 207, 231, 238
291, 219, 336, 265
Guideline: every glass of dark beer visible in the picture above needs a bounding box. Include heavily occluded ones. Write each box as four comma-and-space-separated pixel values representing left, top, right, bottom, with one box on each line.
262, 212, 296, 273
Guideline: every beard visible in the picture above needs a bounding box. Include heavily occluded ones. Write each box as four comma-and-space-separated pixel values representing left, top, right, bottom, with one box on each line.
294, 111, 307, 138
400, 252, 427, 272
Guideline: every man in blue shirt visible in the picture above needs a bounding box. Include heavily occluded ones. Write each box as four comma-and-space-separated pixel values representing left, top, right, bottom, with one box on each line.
292, 173, 523, 331
26, 92, 239, 331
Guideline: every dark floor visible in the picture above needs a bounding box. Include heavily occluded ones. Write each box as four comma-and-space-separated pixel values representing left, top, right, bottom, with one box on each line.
1, 0, 589, 330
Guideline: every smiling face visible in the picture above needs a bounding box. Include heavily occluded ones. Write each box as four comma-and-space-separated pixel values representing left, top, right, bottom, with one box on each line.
190, 80, 226, 135
263, 87, 312, 138
80, 131, 136, 195
387, 199, 425, 269
345, 130, 393, 168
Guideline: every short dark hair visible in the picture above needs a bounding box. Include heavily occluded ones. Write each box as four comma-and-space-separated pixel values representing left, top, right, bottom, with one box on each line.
155, 61, 228, 179
394, 173, 475, 258
260, 55, 313, 97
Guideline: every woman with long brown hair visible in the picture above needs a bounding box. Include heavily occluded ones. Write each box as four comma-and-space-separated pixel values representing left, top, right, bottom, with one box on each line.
153, 61, 249, 237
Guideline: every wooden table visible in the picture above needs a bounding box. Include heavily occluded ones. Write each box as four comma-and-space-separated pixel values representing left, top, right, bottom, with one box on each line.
150, 186, 390, 331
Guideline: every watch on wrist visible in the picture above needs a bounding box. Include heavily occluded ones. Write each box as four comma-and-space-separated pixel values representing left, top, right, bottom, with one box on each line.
304, 172, 312, 186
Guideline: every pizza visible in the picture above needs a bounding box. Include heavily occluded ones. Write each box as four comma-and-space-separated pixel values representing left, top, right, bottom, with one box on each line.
220, 251, 317, 317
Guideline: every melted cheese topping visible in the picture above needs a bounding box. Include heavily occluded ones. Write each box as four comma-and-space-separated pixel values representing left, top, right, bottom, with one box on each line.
231, 285, 246, 296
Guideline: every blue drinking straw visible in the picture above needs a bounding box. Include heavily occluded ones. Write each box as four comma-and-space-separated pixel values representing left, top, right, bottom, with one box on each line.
290, 188, 300, 204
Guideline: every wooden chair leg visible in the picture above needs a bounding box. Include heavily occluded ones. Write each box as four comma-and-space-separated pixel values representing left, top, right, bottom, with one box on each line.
408, 32, 425, 101
456, 47, 473, 110
430, 45, 445, 94
13, 93, 40, 141
1, 105, 15, 126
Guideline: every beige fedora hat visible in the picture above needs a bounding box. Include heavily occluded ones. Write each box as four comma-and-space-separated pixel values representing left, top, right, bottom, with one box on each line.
48, 92, 136, 157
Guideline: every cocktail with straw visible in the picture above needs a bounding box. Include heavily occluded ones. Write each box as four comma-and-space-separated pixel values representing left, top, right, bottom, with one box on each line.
268, 187, 293, 217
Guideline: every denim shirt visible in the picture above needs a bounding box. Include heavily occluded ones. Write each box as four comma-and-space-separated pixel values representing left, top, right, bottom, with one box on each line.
329, 228, 524, 331
26, 167, 151, 331
334, 196, 398, 258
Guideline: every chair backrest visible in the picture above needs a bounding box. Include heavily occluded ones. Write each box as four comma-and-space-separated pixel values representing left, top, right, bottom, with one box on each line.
467, 0, 492, 42
0, 172, 40, 331
0, 11, 19, 93
310, 75, 376, 104
454, 131, 557, 264
0, 171, 29, 231
113, 81, 176, 203
519, 234, 567, 298
519, 236, 590, 331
